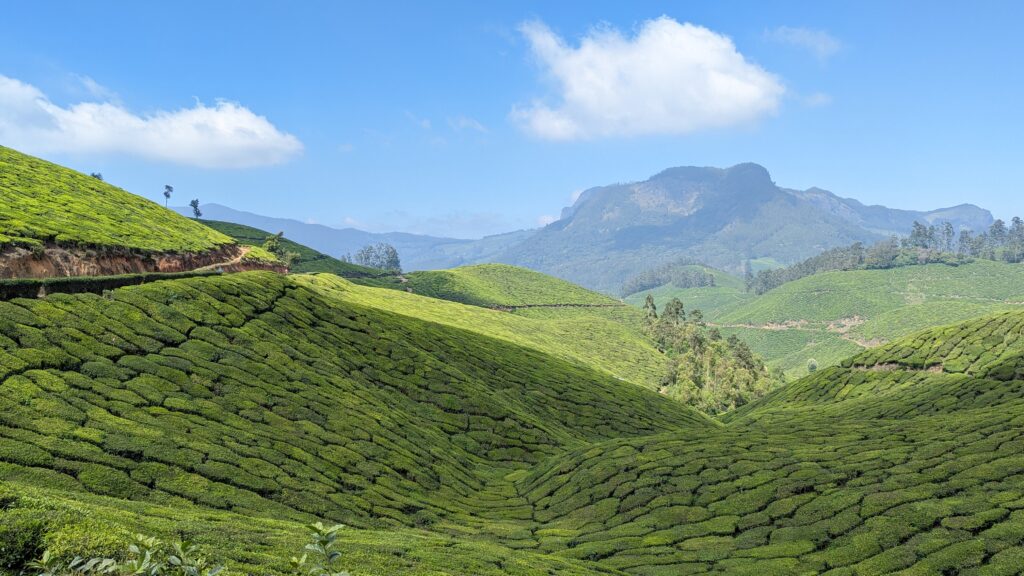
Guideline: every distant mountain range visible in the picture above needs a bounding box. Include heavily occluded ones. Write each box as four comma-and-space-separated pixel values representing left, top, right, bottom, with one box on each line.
181, 163, 993, 293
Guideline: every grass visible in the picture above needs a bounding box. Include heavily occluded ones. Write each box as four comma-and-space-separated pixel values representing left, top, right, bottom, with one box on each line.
4, 272, 1024, 574
0, 146, 232, 253
403, 264, 621, 308
198, 220, 380, 277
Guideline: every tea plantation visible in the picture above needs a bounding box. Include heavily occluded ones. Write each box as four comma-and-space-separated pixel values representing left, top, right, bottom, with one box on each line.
403, 264, 621, 308
2, 270, 1024, 573
629, 260, 1024, 377
303, 274, 665, 389
0, 147, 232, 253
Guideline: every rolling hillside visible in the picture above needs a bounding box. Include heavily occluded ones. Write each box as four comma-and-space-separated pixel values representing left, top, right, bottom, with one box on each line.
0, 271, 706, 575
0, 147, 284, 279
506, 312, 1024, 574
403, 264, 622, 308
300, 273, 664, 389
628, 260, 1024, 378
5, 277, 1024, 574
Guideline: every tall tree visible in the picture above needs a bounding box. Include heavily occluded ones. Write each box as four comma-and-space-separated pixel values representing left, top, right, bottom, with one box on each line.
163, 185, 173, 207
941, 222, 955, 253
662, 298, 684, 325
642, 294, 658, 323
189, 199, 202, 219
990, 219, 1008, 247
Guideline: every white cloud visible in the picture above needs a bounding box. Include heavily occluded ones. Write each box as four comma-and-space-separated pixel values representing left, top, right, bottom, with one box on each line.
0, 74, 303, 168
570, 189, 584, 203
448, 115, 488, 133
765, 26, 841, 61
537, 214, 558, 226
512, 17, 784, 140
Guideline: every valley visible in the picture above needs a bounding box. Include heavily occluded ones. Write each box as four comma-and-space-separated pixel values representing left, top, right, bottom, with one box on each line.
2, 146, 1024, 576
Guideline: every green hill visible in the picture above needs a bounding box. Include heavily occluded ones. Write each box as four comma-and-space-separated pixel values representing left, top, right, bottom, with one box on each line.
0, 271, 705, 574
7, 280, 1024, 574
628, 260, 1024, 378
0, 146, 231, 253
404, 263, 622, 308
198, 220, 381, 277
299, 273, 665, 389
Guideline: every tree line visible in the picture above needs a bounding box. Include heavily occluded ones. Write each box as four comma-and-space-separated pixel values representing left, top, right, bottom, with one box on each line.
621, 260, 717, 297
745, 218, 1024, 295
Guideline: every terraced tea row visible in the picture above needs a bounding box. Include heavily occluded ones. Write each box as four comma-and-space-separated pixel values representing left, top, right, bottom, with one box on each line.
0, 146, 231, 253
0, 272, 703, 535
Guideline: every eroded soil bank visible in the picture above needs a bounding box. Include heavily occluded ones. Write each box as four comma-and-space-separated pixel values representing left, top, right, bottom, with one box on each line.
0, 243, 285, 279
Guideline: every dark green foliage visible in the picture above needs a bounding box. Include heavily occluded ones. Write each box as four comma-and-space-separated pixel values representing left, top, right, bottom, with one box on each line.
622, 262, 717, 297
645, 301, 781, 414
348, 243, 401, 273
0, 271, 223, 300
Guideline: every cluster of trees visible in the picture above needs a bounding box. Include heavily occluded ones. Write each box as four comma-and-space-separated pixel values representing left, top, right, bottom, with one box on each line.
341, 242, 401, 272
621, 260, 717, 297
642, 295, 782, 414
261, 232, 300, 267
906, 218, 1024, 262
746, 218, 1024, 295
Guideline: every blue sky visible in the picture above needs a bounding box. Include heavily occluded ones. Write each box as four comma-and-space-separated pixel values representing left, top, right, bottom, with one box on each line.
2, 1, 1022, 238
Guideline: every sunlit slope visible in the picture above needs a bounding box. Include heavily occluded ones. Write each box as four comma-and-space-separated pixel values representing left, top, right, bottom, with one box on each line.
405, 264, 621, 308
0, 146, 232, 252
297, 274, 665, 389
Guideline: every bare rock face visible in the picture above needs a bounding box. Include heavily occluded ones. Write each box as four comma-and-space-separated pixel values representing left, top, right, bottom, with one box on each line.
0, 243, 283, 279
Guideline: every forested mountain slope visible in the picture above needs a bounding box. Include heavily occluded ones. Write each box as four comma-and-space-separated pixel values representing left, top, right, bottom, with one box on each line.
490, 163, 992, 292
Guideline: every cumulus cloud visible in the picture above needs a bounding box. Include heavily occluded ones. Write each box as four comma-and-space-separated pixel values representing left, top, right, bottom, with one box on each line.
512, 17, 784, 140
0, 74, 302, 168
765, 26, 841, 61
537, 214, 558, 226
